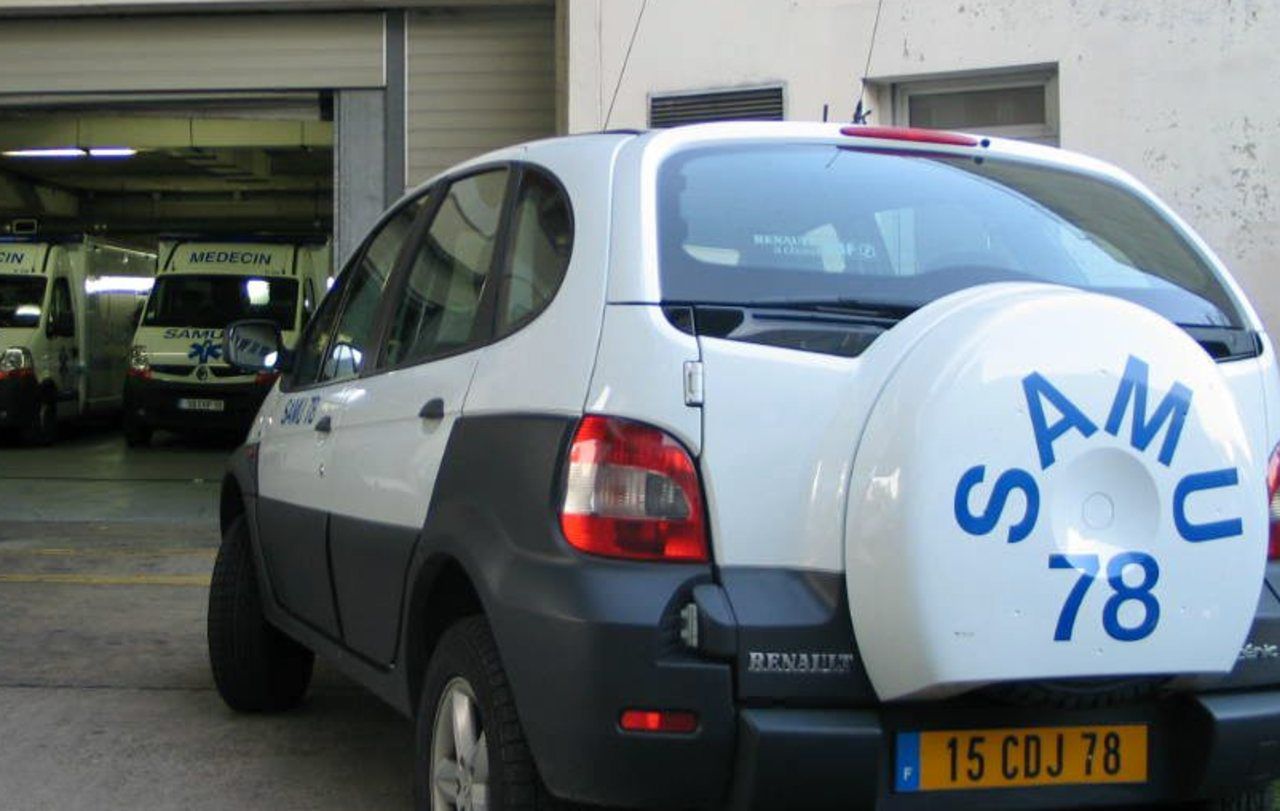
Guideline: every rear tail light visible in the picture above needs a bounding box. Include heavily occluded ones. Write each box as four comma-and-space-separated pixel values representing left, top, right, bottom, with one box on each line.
1267, 442, 1280, 560
255, 371, 280, 386
560, 415, 709, 563
619, 709, 698, 734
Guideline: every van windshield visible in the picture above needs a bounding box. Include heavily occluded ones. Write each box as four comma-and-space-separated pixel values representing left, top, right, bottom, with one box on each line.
142, 274, 299, 330
0, 275, 47, 329
658, 144, 1242, 328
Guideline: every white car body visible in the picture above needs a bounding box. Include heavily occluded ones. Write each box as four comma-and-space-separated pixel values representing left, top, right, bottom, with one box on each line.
222, 123, 1280, 810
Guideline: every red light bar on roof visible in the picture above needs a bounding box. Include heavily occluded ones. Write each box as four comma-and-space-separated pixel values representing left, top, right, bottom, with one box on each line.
840, 125, 982, 148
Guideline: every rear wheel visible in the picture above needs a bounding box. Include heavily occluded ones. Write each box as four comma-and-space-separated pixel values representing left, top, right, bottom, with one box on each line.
207, 514, 313, 712
415, 616, 558, 811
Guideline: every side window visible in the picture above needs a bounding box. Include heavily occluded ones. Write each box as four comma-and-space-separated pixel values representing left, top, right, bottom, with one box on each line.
290, 196, 428, 387
496, 169, 573, 335
49, 278, 73, 335
383, 169, 509, 368
289, 271, 347, 386
302, 278, 317, 321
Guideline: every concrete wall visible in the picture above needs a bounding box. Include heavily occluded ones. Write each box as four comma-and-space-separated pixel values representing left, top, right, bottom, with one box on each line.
565, 0, 1280, 333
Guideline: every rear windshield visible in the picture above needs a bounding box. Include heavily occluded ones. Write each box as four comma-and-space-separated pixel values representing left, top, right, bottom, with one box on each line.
143, 274, 299, 330
0, 275, 47, 329
658, 144, 1242, 328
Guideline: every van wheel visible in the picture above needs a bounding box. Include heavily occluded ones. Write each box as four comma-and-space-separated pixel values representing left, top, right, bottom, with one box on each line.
415, 616, 558, 811
207, 515, 313, 712
124, 421, 152, 448
21, 394, 56, 446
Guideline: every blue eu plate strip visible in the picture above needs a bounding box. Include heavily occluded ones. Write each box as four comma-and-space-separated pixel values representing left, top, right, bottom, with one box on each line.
895, 732, 921, 793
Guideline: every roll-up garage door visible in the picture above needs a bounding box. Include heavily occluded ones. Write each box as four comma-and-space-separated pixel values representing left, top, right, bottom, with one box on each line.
0, 13, 385, 94
406, 9, 556, 187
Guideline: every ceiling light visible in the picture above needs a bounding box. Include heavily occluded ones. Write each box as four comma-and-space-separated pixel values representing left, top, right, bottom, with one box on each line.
3, 148, 87, 158
88, 147, 138, 159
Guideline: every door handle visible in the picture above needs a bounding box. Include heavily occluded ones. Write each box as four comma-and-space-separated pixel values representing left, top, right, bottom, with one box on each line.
314, 415, 332, 433
419, 398, 445, 420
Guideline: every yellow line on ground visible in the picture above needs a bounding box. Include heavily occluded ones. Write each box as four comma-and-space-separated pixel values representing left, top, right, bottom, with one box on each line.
0, 573, 210, 586
0, 548, 216, 558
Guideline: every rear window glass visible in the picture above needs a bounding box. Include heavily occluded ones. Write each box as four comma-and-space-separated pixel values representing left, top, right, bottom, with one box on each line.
658, 144, 1241, 328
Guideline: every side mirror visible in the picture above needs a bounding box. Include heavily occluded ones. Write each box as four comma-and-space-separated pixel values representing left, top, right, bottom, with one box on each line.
224, 319, 291, 373
47, 311, 74, 338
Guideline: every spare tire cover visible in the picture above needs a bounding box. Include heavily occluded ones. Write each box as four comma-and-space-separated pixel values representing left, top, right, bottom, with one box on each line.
845, 284, 1266, 701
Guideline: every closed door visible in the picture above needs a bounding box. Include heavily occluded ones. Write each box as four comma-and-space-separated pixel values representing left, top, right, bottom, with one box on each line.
44, 276, 79, 414
256, 193, 429, 638
326, 167, 511, 664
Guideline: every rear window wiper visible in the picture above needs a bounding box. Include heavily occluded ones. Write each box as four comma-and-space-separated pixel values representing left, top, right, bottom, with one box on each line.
744, 298, 919, 322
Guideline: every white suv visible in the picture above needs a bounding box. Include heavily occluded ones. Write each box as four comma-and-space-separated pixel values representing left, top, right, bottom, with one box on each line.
208, 123, 1280, 811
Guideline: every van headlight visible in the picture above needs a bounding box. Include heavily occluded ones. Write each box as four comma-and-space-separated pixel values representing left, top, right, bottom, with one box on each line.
127, 345, 152, 380
0, 347, 35, 381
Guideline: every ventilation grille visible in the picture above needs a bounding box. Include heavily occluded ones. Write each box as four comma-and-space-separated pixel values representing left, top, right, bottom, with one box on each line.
649, 86, 784, 128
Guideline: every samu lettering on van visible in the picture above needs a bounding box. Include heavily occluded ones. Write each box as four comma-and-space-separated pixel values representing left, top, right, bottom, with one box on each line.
163, 328, 224, 340
0, 251, 29, 264
187, 251, 274, 266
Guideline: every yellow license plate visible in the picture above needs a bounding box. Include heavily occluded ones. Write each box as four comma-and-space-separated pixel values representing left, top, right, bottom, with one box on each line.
895, 725, 1148, 792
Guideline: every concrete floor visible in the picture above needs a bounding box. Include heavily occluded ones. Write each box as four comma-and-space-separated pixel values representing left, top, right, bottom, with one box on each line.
0, 425, 413, 811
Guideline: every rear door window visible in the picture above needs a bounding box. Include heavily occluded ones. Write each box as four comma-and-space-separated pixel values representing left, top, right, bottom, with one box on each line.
658, 144, 1243, 329
382, 169, 509, 368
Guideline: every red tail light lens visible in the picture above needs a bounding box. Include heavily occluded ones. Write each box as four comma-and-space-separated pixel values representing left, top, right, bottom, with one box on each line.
840, 125, 981, 147
1268, 443, 1280, 560
560, 415, 709, 563
255, 371, 280, 386
619, 709, 698, 734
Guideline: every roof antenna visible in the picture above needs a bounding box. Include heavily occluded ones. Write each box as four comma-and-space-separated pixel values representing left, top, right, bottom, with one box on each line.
852, 0, 885, 124
603, 0, 651, 130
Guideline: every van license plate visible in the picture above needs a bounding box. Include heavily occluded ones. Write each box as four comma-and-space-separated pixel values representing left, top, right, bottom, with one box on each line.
178, 398, 225, 412
895, 724, 1147, 792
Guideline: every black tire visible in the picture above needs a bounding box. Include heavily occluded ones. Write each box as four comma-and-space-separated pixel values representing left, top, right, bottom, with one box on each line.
123, 420, 152, 448
207, 515, 313, 712
21, 393, 56, 446
415, 616, 560, 811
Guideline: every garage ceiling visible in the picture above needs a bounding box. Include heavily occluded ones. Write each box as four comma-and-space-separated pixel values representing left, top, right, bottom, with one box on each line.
0, 102, 333, 238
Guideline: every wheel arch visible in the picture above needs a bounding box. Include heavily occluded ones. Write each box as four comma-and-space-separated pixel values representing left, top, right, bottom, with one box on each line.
403, 553, 485, 714
220, 474, 245, 538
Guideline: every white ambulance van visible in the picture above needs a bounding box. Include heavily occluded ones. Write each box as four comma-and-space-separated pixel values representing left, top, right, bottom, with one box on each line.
124, 241, 330, 446
0, 238, 155, 444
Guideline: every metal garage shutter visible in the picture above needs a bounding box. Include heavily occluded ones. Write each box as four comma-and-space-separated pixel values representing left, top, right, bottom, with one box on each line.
0, 14, 385, 94
406, 9, 556, 187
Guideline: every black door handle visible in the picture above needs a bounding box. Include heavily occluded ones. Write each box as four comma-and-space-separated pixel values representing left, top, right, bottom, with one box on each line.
419, 398, 445, 420
314, 415, 332, 433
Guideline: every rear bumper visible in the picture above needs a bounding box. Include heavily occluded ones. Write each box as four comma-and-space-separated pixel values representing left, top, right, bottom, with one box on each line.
123, 375, 269, 435
495, 566, 1280, 810
727, 691, 1280, 811
0, 375, 38, 428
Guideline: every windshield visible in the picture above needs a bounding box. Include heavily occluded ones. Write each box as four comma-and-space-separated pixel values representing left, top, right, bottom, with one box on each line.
142, 274, 299, 330
0, 275, 47, 329
658, 144, 1242, 328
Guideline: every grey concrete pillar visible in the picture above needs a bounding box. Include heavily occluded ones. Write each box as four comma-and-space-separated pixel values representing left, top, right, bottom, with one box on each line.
334, 89, 386, 269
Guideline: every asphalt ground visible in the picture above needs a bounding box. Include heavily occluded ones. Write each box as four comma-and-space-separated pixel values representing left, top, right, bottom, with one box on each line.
0, 424, 413, 811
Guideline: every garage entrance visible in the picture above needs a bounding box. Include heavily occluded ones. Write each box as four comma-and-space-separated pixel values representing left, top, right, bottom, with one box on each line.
0, 5, 557, 807
0, 93, 334, 244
